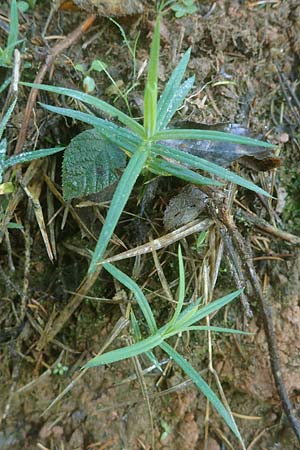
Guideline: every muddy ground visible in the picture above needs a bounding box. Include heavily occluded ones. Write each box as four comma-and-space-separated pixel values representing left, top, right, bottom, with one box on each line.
1, 1, 300, 449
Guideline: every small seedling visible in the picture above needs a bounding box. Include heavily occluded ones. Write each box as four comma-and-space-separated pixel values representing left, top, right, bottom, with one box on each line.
74, 59, 107, 93
160, 419, 171, 441
170, 0, 197, 18
52, 362, 69, 376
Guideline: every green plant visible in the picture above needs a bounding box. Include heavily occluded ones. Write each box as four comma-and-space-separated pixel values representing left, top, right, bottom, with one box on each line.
17, 0, 37, 12
170, 0, 197, 18
52, 362, 69, 376
74, 59, 107, 93
160, 419, 171, 441
21, 13, 274, 276
0, 0, 22, 68
83, 246, 250, 447
75, 19, 139, 113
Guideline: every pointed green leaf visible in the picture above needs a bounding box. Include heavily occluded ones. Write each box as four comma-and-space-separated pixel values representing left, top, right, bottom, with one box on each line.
39, 103, 141, 154
179, 289, 243, 329
7, 0, 18, 61
5, 146, 65, 169
157, 48, 192, 130
183, 326, 252, 335
150, 158, 223, 186
0, 98, 17, 140
143, 16, 160, 136
157, 75, 194, 130
160, 342, 244, 444
84, 331, 163, 368
153, 128, 275, 148
104, 262, 157, 334
152, 143, 271, 197
88, 148, 148, 275
21, 82, 145, 137
0, 139, 7, 183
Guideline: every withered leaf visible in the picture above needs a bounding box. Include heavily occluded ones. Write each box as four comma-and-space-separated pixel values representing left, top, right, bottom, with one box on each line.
161, 122, 281, 172
163, 185, 208, 231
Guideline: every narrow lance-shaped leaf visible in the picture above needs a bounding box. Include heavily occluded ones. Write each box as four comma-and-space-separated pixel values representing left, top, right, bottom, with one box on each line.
152, 143, 271, 197
143, 16, 160, 136
5, 146, 65, 169
149, 158, 223, 186
157, 75, 195, 130
153, 128, 275, 149
157, 47, 194, 130
39, 103, 141, 155
160, 342, 244, 446
177, 289, 243, 329
83, 331, 164, 369
179, 326, 253, 335
7, 0, 18, 60
21, 82, 145, 137
130, 310, 163, 372
103, 262, 158, 334
0, 98, 17, 140
0, 139, 7, 183
89, 148, 148, 275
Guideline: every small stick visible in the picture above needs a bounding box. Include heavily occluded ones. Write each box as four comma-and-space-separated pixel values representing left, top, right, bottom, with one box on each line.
100, 218, 213, 264
236, 208, 300, 245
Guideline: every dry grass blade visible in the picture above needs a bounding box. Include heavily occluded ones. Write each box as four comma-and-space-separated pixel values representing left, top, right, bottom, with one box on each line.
101, 218, 213, 264
23, 185, 54, 262
0, 159, 45, 243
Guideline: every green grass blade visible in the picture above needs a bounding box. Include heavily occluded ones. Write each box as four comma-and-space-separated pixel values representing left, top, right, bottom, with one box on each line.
180, 289, 243, 328
143, 16, 160, 136
130, 310, 163, 372
153, 128, 275, 148
130, 310, 142, 339
39, 103, 141, 154
157, 76, 194, 130
7, 0, 18, 61
0, 139, 7, 182
0, 77, 12, 94
152, 143, 271, 197
103, 262, 157, 334
160, 342, 244, 444
150, 158, 223, 186
0, 98, 17, 140
88, 148, 148, 275
183, 326, 252, 335
84, 331, 163, 368
157, 48, 192, 129
21, 82, 145, 137
5, 146, 65, 169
